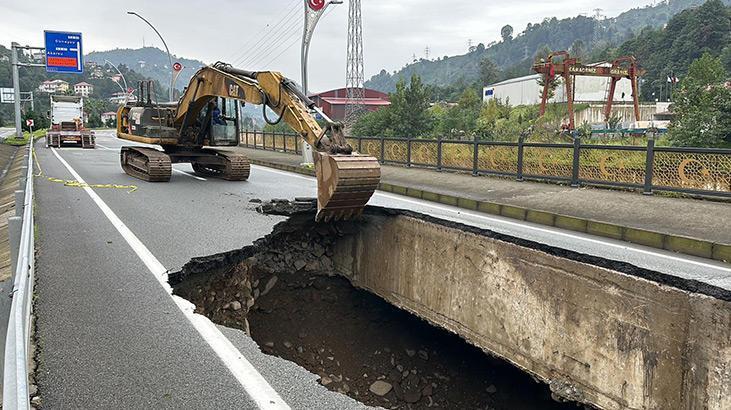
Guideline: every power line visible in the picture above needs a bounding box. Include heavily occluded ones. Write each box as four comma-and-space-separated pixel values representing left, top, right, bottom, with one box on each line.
259, 7, 336, 69
239, 17, 303, 67
236, 12, 302, 67
225, 0, 300, 65
237, 4, 299, 64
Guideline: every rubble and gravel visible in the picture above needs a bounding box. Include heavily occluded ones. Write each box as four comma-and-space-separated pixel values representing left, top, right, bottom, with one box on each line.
171, 206, 576, 409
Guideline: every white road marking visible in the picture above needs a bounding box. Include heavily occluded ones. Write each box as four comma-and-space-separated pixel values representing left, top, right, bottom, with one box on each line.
251, 164, 731, 273
96, 144, 207, 181
96, 143, 115, 151
50, 148, 290, 410
173, 168, 207, 181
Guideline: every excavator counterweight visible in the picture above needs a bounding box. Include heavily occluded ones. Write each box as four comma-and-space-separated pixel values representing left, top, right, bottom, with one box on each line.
115, 62, 380, 221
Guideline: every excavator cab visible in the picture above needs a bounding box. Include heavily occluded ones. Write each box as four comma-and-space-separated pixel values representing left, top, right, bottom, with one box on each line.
199, 97, 240, 147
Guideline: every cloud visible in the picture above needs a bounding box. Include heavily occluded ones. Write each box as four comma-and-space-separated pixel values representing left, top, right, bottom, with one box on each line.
0, 0, 650, 92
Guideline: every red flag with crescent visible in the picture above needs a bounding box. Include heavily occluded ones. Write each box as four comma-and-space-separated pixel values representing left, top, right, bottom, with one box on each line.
308, 0, 325, 11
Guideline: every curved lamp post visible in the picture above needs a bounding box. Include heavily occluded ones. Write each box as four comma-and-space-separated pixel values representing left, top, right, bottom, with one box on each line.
104, 59, 130, 103
301, 0, 342, 95
127, 11, 174, 102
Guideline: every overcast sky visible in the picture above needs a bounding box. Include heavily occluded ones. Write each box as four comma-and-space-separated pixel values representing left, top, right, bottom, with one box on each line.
1, 0, 655, 91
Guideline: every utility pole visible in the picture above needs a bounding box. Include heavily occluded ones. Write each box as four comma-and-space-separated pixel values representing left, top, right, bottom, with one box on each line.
344, 0, 365, 128
11, 43, 45, 139
11, 43, 21, 139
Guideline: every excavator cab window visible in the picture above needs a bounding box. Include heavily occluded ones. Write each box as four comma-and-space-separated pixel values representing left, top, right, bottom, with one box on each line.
209, 97, 239, 146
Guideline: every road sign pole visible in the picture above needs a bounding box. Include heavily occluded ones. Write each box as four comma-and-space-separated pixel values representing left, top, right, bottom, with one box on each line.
11, 43, 22, 139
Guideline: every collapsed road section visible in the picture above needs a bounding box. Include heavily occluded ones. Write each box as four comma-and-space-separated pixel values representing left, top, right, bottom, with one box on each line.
171, 205, 731, 410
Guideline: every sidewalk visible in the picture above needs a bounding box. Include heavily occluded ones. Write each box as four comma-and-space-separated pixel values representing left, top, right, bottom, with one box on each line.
240, 147, 731, 262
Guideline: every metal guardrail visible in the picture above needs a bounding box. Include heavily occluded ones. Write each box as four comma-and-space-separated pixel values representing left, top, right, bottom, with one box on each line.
3, 138, 35, 409
241, 130, 731, 198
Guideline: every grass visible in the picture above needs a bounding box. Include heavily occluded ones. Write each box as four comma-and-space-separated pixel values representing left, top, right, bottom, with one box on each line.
3, 129, 47, 146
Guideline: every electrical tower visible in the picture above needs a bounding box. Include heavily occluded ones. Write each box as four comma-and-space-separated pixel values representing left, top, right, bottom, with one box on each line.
345, 0, 365, 127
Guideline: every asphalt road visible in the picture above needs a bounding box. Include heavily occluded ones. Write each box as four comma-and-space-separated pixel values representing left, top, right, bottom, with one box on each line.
32, 131, 730, 408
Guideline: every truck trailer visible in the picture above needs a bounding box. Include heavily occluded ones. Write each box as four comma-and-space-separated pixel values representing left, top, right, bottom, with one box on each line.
46, 95, 95, 148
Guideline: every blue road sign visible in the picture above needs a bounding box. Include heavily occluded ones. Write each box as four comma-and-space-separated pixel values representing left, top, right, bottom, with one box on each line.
44, 31, 83, 73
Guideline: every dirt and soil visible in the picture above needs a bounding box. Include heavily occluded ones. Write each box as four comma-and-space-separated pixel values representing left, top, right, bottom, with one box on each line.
172, 208, 579, 409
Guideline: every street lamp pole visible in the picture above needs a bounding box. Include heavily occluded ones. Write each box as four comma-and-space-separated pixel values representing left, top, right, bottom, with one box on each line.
301, 0, 342, 96
105, 59, 130, 103
127, 11, 174, 102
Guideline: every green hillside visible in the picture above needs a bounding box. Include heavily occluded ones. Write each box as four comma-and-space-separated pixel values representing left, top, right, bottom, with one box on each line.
366, 0, 731, 93
86, 47, 205, 92
605, 0, 731, 100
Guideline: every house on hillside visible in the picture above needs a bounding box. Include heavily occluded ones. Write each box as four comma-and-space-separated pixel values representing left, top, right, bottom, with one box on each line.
109, 92, 137, 104
100, 112, 116, 123
309, 88, 390, 121
90, 67, 105, 79
74, 82, 94, 97
38, 79, 69, 93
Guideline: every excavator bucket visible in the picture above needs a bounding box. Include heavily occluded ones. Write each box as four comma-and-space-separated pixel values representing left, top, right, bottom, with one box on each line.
315, 153, 381, 222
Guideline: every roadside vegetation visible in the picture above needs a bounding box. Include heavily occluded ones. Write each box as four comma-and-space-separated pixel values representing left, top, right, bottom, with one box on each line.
3, 129, 47, 146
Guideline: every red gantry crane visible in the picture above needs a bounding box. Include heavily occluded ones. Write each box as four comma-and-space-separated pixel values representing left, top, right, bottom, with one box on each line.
532, 51, 644, 130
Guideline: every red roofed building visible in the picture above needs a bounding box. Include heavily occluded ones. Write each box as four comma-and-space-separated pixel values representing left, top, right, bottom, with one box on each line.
309, 88, 390, 121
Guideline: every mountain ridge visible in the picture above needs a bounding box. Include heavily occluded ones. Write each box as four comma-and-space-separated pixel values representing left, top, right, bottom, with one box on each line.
365, 0, 731, 93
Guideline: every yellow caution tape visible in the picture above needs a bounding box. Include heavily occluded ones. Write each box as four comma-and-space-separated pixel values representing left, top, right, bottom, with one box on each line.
33, 148, 138, 193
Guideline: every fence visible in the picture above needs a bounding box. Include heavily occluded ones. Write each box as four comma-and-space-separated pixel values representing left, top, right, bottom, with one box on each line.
241, 131, 731, 198
3, 139, 35, 409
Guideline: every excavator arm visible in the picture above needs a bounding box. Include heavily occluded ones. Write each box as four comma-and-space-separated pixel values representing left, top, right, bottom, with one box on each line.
175, 62, 380, 221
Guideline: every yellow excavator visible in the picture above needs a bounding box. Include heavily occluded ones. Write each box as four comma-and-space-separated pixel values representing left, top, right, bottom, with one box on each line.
116, 62, 380, 221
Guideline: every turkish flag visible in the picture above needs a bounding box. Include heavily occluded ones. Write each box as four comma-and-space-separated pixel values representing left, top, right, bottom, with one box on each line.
308, 0, 325, 11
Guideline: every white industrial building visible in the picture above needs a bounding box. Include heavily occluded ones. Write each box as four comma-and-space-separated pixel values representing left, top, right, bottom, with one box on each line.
483, 73, 634, 106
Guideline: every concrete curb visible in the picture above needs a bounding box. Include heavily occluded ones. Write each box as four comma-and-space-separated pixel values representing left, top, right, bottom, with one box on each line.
250, 158, 730, 264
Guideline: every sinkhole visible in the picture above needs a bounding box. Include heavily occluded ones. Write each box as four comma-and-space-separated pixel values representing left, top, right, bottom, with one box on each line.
171, 207, 584, 409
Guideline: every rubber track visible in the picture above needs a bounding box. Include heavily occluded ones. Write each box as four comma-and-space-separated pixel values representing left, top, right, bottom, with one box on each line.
120, 147, 172, 182
192, 151, 250, 181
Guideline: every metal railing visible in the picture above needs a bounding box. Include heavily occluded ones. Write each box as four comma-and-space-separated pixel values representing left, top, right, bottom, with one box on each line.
242, 130, 303, 156
242, 130, 731, 198
3, 138, 35, 409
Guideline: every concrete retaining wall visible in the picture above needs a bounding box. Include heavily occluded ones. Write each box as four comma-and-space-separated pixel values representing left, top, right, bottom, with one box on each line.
331, 212, 731, 409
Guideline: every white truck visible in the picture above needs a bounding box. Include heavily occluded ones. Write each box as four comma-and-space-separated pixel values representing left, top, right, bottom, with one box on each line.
46, 95, 95, 148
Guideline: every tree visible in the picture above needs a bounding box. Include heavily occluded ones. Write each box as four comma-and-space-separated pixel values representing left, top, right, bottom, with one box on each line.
21, 110, 49, 131
569, 40, 586, 59
352, 107, 391, 137
388, 75, 433, 138
479, 58, 500, 86
668, 53, 731, 147
536, 74, 560, 100
500, 25, 514, 42
721, 45, 731, 74
352, 74, 432, 138
436, 88, 482, 138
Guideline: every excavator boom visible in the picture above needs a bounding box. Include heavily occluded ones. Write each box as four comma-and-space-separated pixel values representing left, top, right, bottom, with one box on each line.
116, 62, 380, 221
